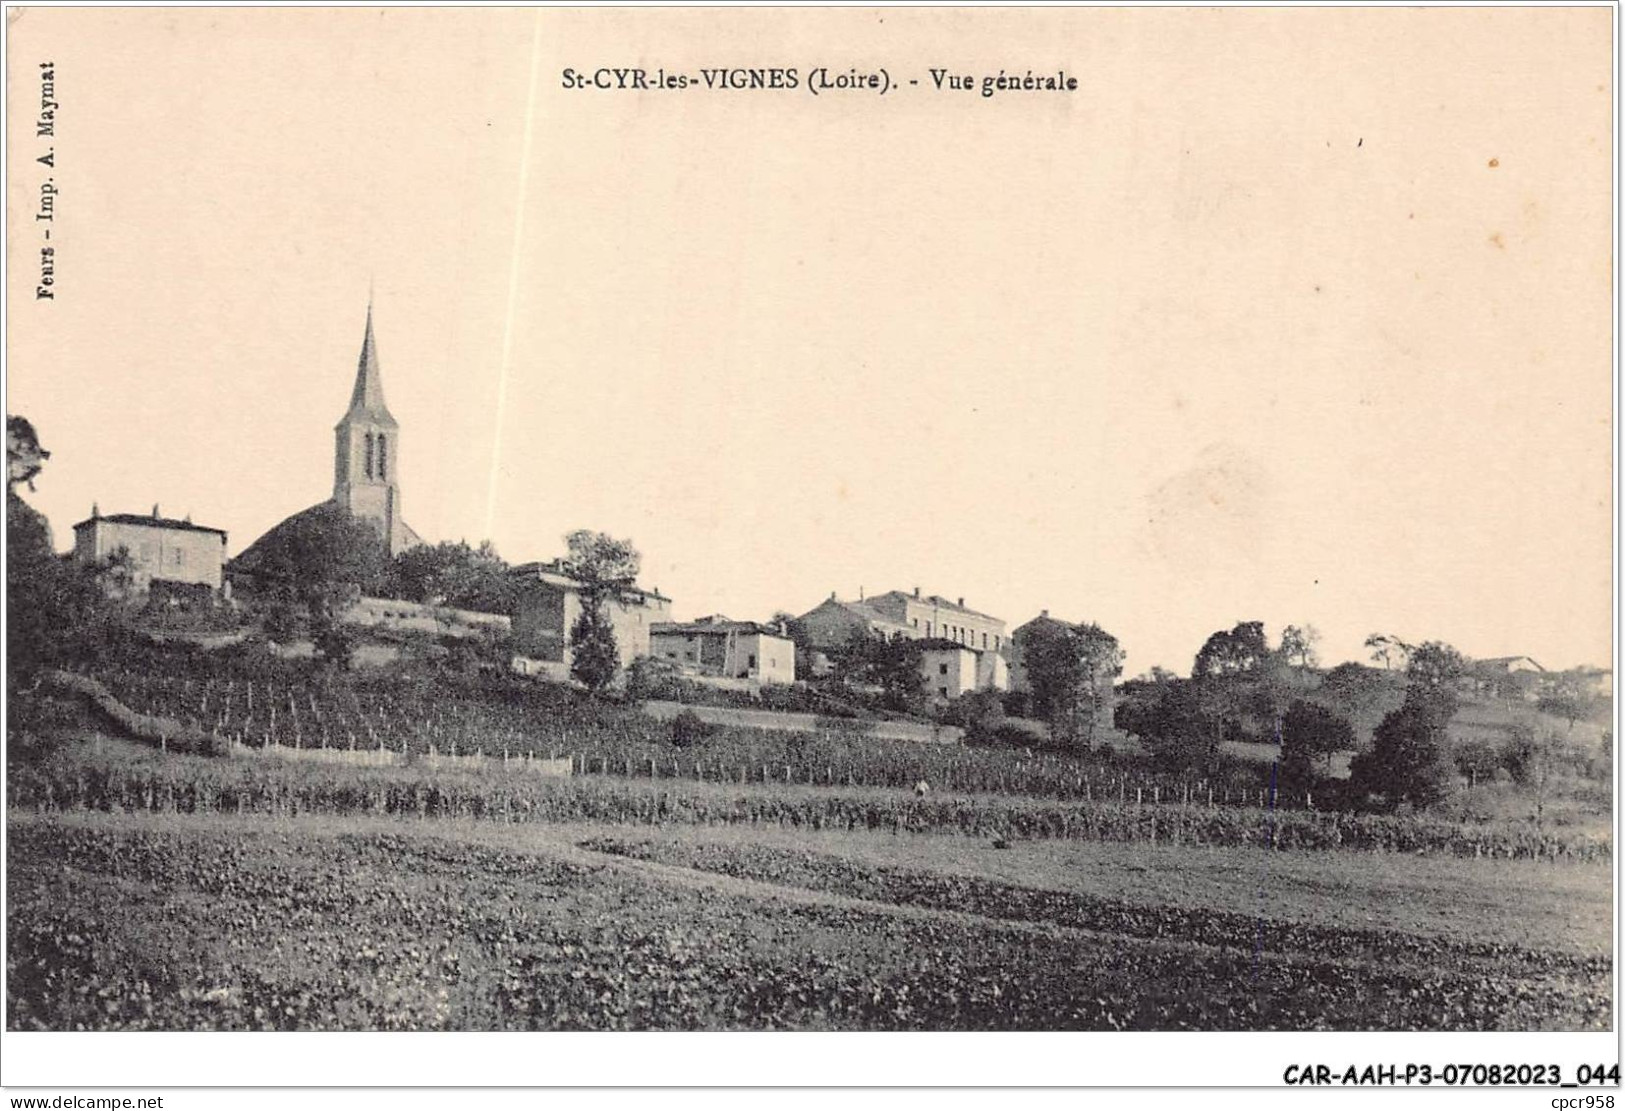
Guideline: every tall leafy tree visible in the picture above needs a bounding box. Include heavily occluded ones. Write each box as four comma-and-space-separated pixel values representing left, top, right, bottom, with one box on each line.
1190, 620, 1277, 745
1279, 699, 1354, 785
1364, 633, 1415, 671
6, 416, 127, 675
1026, 622, 1125, 749
236, 502, 389, 622
389, 539, 516, 614
563, 530, 641, 692
1348, 696, 1457, 811
1279, 624, 1321, 669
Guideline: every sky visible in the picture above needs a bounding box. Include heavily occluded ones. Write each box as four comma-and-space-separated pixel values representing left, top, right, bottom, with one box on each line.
6, 7, 1614, 677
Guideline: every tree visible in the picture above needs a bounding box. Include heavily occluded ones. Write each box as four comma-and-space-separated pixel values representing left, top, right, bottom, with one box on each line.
1136, 680, 1222, 774
8, 415, 50, 492
1192, 621, 1270, 679
1024, 622, 1125, 749
1453, 737, 1503, 788
942, 688, 1007, 740
1500, 724, 1578, 828
311, 615, 356, 670
569, 602, 621, 692
6, 416, 129, 675
1279, 624, 1321, 669
1536, 675, 1599, 733
1406, 641, 1466, 691
1364, 633, 1415, 671
845, 631, 925, 713
1279, 699, 1355, 784
564, 530, 641, 592
237, 502, 389, 622
388, 539, 516, 614
561, 530, 641, 692
1190, 620, 1277, 746
1348, 696, 1457, 811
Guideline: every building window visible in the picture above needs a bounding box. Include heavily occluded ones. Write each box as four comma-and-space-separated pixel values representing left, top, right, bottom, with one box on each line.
939, 663, 948, 675
377, 434, 387, 480
364, 432, 374, 480
938, 686, 948, 697
748, 654, 757, 668
982, 633, 988, 648
911, 618, 918, 627
173, 549, 185, 566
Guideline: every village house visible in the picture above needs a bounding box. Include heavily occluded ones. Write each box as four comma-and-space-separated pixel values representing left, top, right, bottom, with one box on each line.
72, 505, 228, 605
509, 558, 672, 675
796, 587, 1008, 692
1464, 655, 1547, 701
649, 616, 796, 685
919, 640, 983, 700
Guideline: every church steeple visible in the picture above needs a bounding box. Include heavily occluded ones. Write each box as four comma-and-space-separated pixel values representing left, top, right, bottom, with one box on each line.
333, 301, 410, 554
343, 301, 397, 427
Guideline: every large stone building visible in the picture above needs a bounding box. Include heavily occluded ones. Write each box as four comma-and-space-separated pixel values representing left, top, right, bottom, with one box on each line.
795, 594, 912, 651
233, 305, 422, 580
72, 505, 228, 603
650, 616, 796, 685
510, 558, 672, 673
796, 587, 1009, 693
861, 589, 1009, 655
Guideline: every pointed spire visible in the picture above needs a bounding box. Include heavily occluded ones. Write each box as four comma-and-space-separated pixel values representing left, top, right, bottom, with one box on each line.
343, 299, 397, 427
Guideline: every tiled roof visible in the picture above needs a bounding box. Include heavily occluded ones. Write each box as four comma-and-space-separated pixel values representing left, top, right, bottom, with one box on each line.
510, 559, 671, 603
864, 590, 1002, 622
74, 512, 226, 537
652, 619, 790, 638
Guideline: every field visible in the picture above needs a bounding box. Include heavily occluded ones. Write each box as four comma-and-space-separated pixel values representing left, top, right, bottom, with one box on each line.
5, 667, 1614, 1032
7, 811, 1610, 1031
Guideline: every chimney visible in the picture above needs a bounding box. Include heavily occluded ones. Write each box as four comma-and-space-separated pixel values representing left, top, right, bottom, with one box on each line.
858, 586, 864, 600
958, 597, 965, 608
830, 590, 837, 601
152, 504, 161, 519
91, 502, 100, 519
913, 586, 921, 598
1041, 608, 1049, 619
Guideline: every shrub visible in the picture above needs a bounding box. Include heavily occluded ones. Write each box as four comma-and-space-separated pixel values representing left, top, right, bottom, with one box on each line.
1348, 697, 1457, 812
669, 709, 714, 749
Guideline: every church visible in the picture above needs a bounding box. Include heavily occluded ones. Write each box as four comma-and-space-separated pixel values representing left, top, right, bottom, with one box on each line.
232, 305, 423, 580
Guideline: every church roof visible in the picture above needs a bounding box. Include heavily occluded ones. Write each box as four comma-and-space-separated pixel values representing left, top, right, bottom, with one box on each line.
338, 304, 397, 429
227, 501, 342, 578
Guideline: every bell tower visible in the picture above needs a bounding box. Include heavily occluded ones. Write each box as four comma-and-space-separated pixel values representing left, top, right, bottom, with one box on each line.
333, 302, 409, 554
